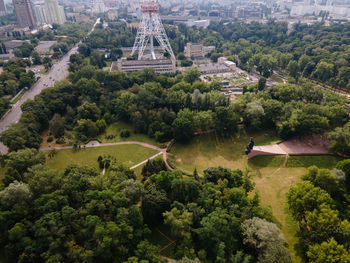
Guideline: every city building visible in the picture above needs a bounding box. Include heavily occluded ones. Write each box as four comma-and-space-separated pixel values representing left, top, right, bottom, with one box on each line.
112, 58, 176, 74
33, 0, 66, 25
218, 56, 237, 71
13, 0, 37, 29
35, 40, 57, 55
0, 0, 7, 16
184, 43, 215, 59
91, 0, 106, 14
236, 6, 263, 19
185, 43, 203, 58
107, 9, 118, 20
290, 4, 350, 19
186, 19, 210, 28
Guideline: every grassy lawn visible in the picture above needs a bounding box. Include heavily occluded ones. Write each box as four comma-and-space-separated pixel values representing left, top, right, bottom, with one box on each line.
100, 122, 164, 147
286, 155, 343, 169
168, 129, 281, 175
253, 167, 306, 263
249, 155, 285, 168
46, 144, 159, 171
270, 74, 285, 83
169, 131, 342, 263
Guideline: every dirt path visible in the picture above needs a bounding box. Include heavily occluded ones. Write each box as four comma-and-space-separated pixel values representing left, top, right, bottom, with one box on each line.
42, 140, 174, 171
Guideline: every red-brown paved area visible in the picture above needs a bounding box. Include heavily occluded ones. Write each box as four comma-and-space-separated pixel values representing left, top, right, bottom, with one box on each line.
248, 134, 331, 159
278, 134, 330, 155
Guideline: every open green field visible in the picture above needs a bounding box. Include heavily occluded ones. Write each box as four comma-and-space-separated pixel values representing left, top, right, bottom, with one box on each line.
46, 144, 158, 171
168, 129, 281, 175
253, 167, 305, 262
169, 131, 341, 263
250, 155, 343, 170
99, 122, 163, 147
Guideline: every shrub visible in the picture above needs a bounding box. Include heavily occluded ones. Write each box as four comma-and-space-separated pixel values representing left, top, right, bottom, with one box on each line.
47, 136, 53, 143
120, 130, 130, 138
56, 137, 66, 144
106, 134, 115, 140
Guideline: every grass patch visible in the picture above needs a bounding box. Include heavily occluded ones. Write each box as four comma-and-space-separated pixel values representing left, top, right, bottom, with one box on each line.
39, 68, 48, 74
286, 155, 343, 169
248, 155, 285, 168
270, 74, 285, 83
253, 167, 305, 263
46, 144, 158, 171
11, 90, 25, 104
100, 121, 162, 147
169, 129, 280, 174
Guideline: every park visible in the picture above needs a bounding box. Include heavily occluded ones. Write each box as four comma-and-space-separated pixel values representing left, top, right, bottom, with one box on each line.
39, 124, 343, 262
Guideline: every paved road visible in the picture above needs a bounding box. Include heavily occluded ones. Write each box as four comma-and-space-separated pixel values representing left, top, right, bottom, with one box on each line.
0, 18, 100, 155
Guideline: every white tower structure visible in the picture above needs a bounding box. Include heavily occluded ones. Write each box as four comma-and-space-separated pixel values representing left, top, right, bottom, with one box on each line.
131, 0, 175, 60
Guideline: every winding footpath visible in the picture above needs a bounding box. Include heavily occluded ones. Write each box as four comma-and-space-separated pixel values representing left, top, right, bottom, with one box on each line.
42, 140, 174, 171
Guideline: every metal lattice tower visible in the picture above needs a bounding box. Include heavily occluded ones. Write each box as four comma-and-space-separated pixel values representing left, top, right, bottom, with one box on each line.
131, 0, 175, 60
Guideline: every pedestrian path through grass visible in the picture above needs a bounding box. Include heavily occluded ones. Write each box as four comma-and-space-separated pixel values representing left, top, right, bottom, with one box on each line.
46, 144, 159, 171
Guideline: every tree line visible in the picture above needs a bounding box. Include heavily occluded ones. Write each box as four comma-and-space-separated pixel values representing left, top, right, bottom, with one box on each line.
287, 165, 350, 262
206, 20, 350, 88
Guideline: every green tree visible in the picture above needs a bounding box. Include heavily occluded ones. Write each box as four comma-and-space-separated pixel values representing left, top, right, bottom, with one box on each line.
163, 207, 193, 239
119, 179, 144, 204
0, 181, 32, 207
141, 184, 170, 224
242, 217, 291, 263
5, 148, 45, 175
287, 60, 299, 79
307, 238, 350, 263
77, 101, 101, 121
244, 101, 265, 130
257, 77, 266, 91
183, 68, 200, 84
172, 109, 194, 142
49, 113, 65, 138
313, 61, 334, 82
287, 181, 333, 222
74, 119, 99, 139
335, 159, 350, 190
215, 106, 239, 135
31, 51, 42, 65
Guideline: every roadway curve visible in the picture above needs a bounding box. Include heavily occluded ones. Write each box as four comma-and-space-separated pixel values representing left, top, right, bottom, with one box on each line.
0, 18, 100, 155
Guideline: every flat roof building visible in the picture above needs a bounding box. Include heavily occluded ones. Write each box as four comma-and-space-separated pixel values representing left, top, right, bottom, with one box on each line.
35, 40, 57, 55
185, 43, 215, 59
112, 59, 176, 74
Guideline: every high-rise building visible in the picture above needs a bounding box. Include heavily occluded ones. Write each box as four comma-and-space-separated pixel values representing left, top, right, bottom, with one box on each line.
13, 0, 37, 29
33, 0, 66, 25
0, 0, 7, 16
92, 0, 106, 14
